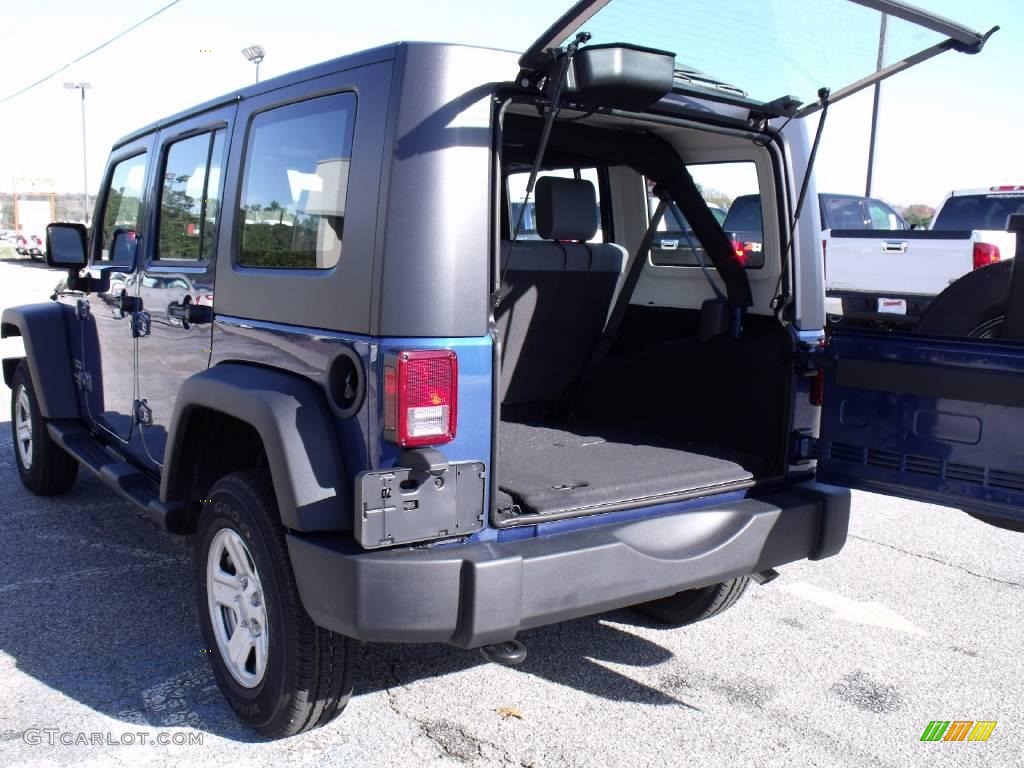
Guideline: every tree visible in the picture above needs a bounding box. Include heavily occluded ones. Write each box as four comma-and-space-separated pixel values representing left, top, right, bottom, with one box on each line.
900, 204, 935, 229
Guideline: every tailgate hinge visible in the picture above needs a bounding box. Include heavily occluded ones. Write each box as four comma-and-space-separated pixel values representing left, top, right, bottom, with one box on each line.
790, 428, 819, 464
795, 345, 833, 375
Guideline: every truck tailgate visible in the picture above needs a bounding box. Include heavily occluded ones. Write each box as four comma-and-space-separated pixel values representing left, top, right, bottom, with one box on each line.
825, 229, 974, 296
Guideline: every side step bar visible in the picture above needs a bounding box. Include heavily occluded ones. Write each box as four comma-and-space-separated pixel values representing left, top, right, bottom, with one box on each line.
47, 420, 196, 533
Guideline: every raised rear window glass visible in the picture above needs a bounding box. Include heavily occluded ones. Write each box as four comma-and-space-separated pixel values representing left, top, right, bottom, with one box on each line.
238, 92, 356, 269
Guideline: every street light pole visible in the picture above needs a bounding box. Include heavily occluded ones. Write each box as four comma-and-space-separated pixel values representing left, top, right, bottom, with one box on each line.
64, 81, 92, 225
241, 45, 266, 84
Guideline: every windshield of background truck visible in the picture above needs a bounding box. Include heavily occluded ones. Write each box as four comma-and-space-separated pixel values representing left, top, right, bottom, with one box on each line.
933, 194, 1024, 232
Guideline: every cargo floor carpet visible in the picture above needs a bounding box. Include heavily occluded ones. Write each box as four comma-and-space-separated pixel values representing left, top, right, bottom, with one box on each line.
497, 420, 756, 517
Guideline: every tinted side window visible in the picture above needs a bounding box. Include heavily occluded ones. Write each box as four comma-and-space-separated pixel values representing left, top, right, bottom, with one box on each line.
866, 200, 901, 230
824, 198, 868, 229
238, 93, 356, 269
156, 130, 225, 261
99, 153, 148, 263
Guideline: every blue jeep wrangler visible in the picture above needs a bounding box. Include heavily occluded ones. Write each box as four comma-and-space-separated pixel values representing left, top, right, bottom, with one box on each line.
3, 0, 1016, 738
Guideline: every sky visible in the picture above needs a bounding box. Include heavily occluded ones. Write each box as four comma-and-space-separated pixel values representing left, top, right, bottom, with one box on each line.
0, 0, 1020, 213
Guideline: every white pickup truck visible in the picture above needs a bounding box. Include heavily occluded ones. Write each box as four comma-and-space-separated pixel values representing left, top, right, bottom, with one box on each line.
825, 186, 1023, 326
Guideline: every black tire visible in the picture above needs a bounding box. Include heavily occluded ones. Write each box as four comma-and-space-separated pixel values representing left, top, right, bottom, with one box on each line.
634, 577, 750, 627
10, 361, 78, 495
916, 260, 1013, 337
195, 470, 352, 738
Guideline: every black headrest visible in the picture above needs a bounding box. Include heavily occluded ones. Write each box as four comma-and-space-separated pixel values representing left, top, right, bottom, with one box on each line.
536, 177, 598, 241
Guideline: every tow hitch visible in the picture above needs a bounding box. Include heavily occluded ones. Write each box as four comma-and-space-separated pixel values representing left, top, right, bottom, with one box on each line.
751, 568, 780, 585
479, 639, 528, 667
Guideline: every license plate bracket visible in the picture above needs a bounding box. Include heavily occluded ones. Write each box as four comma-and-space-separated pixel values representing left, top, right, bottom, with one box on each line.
355, 462, 485, 548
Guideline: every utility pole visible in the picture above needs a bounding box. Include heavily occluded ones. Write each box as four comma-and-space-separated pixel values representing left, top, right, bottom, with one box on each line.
64, 82, 92, 225
865, 14, 887, 197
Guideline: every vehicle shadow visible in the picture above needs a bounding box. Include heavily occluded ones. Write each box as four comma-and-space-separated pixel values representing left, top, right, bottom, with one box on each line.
0, 424, 698, 744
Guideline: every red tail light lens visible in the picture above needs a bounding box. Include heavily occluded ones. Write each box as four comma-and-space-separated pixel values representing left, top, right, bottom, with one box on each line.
383, 350, 457, 447
810, 369, 825, 407
972, 242, 1000, 270
730, 239, 747, 263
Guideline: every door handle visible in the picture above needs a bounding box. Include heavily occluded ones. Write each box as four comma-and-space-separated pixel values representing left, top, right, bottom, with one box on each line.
168, 296, 213, 329
882, 241, 908, 254
660, 239, 678, 250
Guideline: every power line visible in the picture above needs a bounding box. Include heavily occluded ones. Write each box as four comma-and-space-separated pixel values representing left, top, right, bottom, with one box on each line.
0, 0, 185, 106
0, 0, 51, 44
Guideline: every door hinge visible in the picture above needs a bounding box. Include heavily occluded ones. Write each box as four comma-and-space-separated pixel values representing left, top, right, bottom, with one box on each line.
132, 311, 151, 338
76, 299, 91, 320
790, 428, 819, 464
134, 399, 153, 426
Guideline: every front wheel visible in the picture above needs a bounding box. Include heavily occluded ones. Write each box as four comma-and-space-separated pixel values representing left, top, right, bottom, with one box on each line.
10, 361, 78, 495
195, 470, 353, 737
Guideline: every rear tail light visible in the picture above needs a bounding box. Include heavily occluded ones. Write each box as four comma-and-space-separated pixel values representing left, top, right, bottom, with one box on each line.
729, 239, 753, 266
972, 242, 1000, 270
730, 239, 747, 263
383, 349, 457, 447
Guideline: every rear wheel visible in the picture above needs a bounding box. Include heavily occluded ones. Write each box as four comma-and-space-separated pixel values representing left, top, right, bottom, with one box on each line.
634, 577, 750, 626
195, 470, 353, 737
916, 260, 1012, 338
10, 361, 78, 495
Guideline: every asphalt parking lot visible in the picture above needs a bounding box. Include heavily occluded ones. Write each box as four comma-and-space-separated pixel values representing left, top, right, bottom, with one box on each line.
0, 258, 1020, 768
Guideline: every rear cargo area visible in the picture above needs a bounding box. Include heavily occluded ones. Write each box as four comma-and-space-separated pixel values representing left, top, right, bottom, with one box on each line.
495, 266, 792, 521
493, 111, 792, 524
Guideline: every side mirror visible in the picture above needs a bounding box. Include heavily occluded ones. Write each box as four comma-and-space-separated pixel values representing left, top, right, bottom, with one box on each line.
45, 223, 88, 270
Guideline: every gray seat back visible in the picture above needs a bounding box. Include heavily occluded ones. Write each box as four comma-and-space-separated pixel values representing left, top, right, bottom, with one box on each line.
497, 177, 626, 407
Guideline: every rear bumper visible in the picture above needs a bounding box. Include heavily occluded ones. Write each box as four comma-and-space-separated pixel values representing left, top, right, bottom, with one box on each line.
287, 481, 850, 648
828, 291, 931, 326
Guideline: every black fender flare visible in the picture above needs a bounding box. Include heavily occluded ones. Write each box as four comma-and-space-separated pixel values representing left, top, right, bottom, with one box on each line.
162, 363, 351, 532
1, 303, 80, 420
